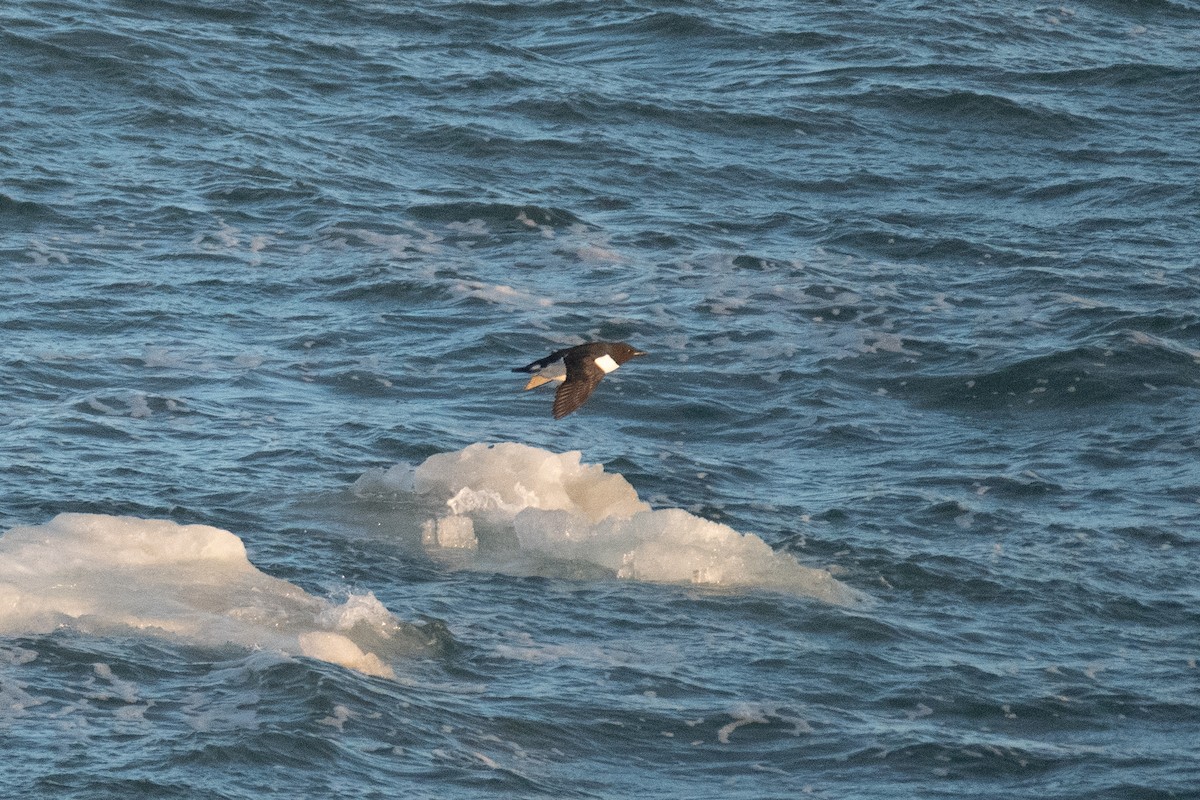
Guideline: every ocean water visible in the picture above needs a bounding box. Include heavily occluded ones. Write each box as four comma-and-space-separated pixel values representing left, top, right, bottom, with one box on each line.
2, 0, 1199, 797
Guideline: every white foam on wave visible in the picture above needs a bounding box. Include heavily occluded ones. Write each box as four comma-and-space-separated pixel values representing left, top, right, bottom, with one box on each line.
357, 442, 863, 605
449, 279, 553, 308
0, 513, 412, 678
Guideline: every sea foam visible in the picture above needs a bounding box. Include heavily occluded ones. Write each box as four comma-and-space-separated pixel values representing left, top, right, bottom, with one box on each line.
358, 442, 863, 605
0, 513, 417, 677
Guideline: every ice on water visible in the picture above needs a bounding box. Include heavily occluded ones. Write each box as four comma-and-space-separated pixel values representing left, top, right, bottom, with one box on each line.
0, 513, 407, 677
0, 445, 861, 683
376, 442, 863, 605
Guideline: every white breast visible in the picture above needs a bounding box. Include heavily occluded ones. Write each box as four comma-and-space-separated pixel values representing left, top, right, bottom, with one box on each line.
594, 353, 620, 374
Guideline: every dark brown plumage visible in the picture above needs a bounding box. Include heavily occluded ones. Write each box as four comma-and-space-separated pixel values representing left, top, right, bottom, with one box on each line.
513, 341, 646, 419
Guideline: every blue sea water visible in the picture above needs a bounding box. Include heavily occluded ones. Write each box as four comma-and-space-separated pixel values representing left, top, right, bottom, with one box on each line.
3, 0, 1200, 797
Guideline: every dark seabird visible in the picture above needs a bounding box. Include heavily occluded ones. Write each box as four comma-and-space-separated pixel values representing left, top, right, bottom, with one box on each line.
513, 341, 646, 419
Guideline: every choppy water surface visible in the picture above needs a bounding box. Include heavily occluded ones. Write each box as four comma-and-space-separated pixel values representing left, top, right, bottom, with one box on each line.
3, 0, 1199, 797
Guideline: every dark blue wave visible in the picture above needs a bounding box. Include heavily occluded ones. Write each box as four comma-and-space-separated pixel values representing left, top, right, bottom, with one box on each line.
890, 339, 1200, 411
860, 87, 1097, 136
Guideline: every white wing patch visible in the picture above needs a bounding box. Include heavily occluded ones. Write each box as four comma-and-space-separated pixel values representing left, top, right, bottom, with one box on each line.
594, 353, 620, 374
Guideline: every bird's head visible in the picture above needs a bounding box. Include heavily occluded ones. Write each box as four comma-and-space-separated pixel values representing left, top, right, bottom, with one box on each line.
611, 342, 647, 365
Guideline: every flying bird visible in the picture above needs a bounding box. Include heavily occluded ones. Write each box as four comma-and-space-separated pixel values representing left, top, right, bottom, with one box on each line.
513, 341, 646, 419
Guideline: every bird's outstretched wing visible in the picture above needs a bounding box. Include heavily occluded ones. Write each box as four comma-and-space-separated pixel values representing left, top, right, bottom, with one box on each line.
552, 352, 606, 419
